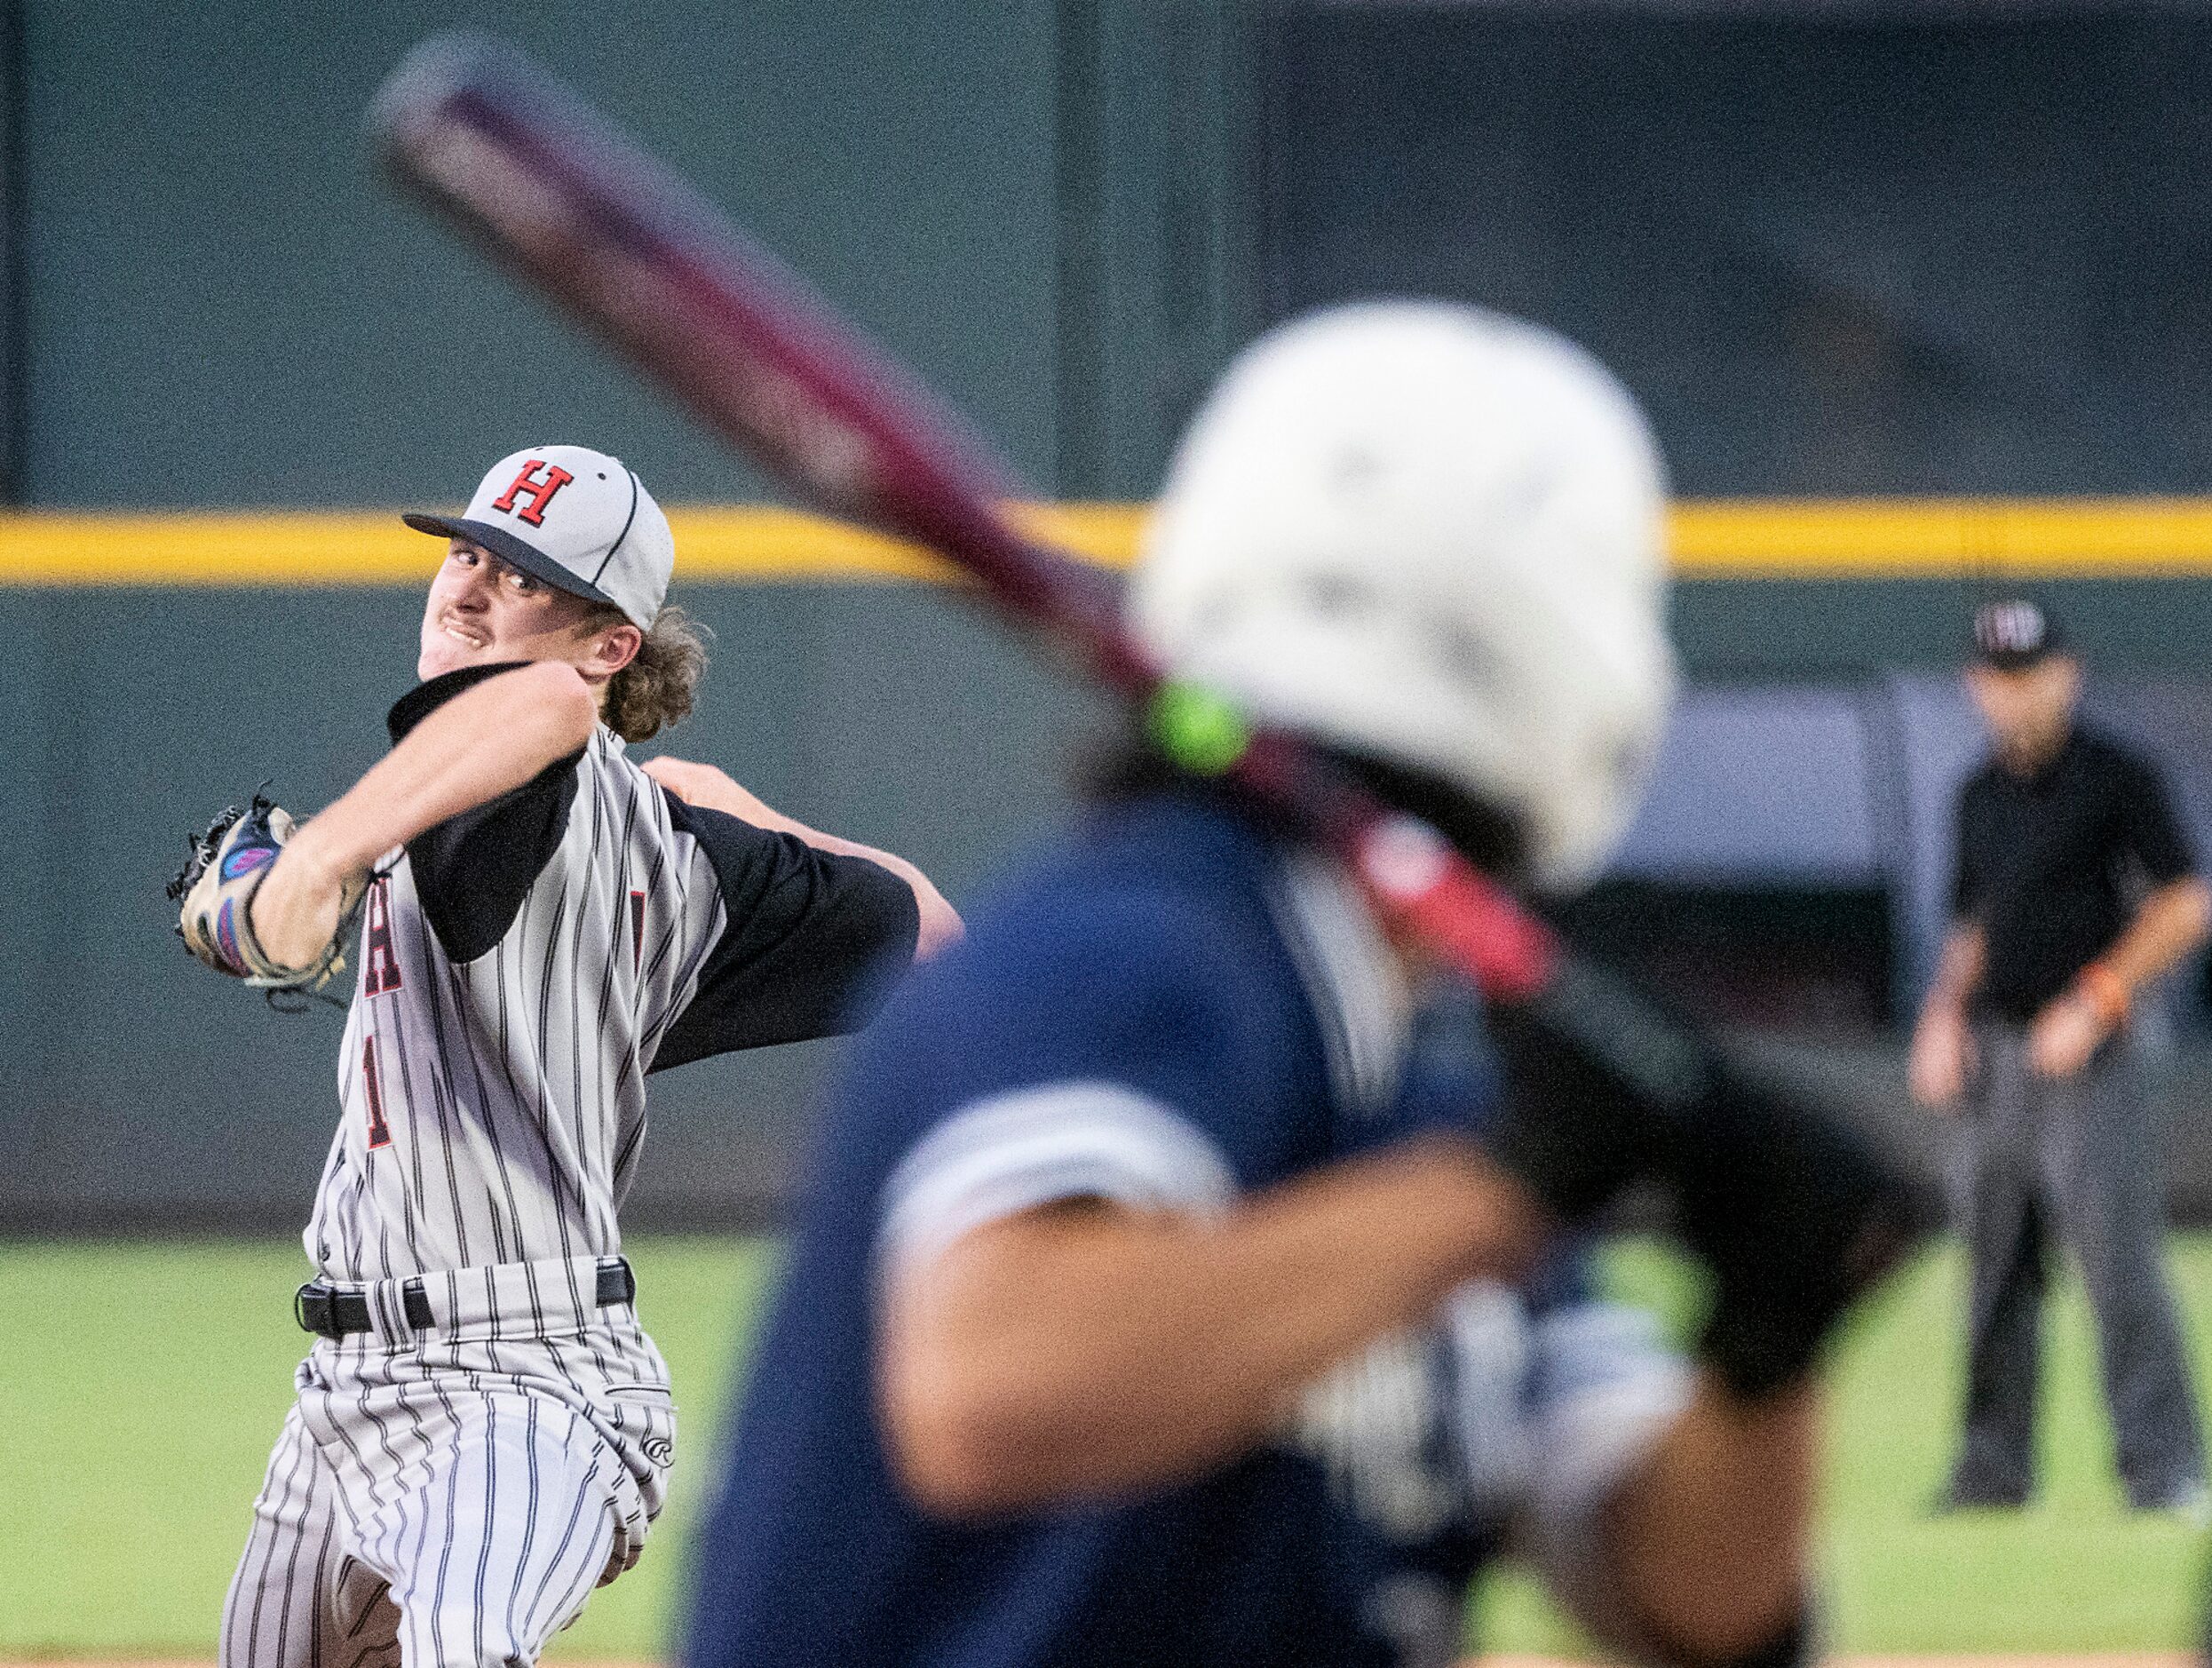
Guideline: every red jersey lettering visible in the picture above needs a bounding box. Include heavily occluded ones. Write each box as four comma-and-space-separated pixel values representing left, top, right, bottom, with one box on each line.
362, 875, 403, 997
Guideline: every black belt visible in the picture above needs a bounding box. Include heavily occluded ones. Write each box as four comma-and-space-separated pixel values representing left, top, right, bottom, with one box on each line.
294, 1258, 636, 1340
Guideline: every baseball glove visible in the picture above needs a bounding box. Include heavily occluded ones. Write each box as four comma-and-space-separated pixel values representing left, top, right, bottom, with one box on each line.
168, 794, 362, 997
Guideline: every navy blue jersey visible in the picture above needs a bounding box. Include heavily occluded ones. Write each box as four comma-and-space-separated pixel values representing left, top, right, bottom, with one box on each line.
684, 790, 1678, 1668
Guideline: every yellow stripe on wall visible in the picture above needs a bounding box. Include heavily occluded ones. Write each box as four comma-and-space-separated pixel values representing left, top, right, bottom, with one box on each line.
1670, 498, 2212, 577
8, 498, 2212, 585
0, 504, 1150, 586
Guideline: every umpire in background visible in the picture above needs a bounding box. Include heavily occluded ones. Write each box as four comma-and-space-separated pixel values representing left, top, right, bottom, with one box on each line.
1910, 598, 2211, 1514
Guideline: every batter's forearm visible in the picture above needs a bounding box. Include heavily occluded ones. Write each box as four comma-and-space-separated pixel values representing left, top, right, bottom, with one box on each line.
1602, 1378, 1815, 1662
880, 1137, 1542, 1513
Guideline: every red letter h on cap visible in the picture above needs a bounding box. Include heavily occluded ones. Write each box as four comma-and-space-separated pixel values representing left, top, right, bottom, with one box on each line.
491, 458, 575, 527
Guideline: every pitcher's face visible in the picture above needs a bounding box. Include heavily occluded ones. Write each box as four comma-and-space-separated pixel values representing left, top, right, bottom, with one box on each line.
417, 538, 604, 681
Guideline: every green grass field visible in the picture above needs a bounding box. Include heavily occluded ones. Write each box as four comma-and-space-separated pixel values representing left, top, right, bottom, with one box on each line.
3, 1234, 2209, 1660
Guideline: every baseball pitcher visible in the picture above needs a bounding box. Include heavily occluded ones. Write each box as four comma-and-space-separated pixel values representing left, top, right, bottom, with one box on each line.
174, 444, 958, 1666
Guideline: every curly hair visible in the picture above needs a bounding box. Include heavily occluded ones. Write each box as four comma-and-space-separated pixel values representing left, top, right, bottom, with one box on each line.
591, 603, 711, 743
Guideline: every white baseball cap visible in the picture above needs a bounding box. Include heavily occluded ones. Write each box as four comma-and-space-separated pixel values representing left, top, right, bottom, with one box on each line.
403, 444, 673, 628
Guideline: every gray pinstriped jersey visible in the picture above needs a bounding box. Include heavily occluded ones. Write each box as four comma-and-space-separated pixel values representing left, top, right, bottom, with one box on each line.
308, 726, 717, 1283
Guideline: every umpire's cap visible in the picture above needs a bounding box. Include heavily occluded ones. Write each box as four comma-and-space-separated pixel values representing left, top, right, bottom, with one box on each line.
1971, 599, 2067, 670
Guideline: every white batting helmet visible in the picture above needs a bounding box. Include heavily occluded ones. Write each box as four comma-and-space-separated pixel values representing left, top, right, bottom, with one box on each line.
1129, 300, 1675, 887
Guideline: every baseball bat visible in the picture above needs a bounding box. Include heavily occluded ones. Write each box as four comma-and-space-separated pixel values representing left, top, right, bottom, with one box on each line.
365, 33, 1935, 1299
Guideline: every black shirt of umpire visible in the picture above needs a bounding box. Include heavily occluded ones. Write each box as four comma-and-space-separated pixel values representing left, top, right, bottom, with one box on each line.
1952, 726, 2196, 1021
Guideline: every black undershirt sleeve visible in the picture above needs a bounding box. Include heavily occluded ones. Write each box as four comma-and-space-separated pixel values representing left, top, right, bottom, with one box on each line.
649, 794, 923, 1072
2114, 749, 2196, 886
385, 662, 584, 965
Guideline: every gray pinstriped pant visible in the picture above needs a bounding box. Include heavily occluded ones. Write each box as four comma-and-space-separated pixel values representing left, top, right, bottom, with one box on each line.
220, 1319, 673, 1667
1946, 1023, 2206, 1507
